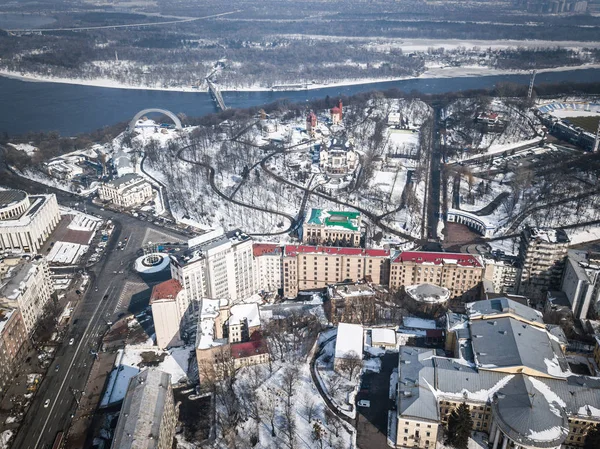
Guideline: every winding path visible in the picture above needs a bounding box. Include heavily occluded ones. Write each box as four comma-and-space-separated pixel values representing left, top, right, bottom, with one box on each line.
176, 145, 297, 237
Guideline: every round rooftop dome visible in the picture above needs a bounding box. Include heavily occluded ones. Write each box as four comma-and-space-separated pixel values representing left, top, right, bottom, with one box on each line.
492, 375, 569, 449
0, 189, 30, 220
405, 283, 450, 304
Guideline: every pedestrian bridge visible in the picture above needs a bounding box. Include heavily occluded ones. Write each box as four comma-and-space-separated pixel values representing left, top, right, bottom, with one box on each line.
129, 108, 183, 131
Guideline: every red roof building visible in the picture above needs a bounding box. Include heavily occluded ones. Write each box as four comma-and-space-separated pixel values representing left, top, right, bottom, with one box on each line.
150, 279, 183, 304
392, 251, 483, 268
284, 244, 390, 258
253, 243, 282, 258
230, 338, 269, 360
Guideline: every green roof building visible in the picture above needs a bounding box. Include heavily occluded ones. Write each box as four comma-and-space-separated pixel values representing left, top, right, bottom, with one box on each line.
303, 208, 362, 247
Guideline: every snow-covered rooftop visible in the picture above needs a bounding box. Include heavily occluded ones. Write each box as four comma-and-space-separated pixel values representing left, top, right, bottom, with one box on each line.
228, 303, 260, 328
371, 328, 396, 346
335, 323, 363, 360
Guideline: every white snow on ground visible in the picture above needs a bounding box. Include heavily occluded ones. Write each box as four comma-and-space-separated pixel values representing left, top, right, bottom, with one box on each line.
47, 242, 89, 265
566, 225, 600, 245
232, 361, 355, 449
403, 317, 437, 330
7, 143, 38, 156
101, 344, 192, 406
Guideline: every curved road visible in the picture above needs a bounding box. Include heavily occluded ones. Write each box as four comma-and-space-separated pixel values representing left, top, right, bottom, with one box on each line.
176, 145, 297, 237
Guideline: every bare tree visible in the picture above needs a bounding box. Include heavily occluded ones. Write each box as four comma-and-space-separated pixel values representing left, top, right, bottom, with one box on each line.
304, 395, 317, 422
338, 351, 363, 380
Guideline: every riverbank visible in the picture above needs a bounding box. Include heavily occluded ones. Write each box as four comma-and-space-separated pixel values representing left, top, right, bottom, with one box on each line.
2, 63, 600, 94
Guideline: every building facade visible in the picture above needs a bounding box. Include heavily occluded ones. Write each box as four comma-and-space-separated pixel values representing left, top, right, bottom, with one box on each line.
0, 256, 53, 335
282, 245, 391, 298
394, 298, 600, 449
390, 251, 484, 301
483, 256, 522, 295
150, 279, 186, 349
170, 229, 257, 310
0, 308, 29, 398
253, 243, 283, 293
0, 190, 60, 254
319, 141, 359, 177
111, 369, 178, 449
561, 251, 600, 321
302, 209, 362, 247
518, 227, 570, 300
98, 173, 153, 208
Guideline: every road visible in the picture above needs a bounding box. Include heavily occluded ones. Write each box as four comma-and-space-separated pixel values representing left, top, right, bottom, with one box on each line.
0, 169, 187, 449
425, 105, 444, 241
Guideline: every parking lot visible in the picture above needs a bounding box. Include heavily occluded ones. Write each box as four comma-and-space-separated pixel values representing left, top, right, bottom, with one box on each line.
355, 352, 399, 449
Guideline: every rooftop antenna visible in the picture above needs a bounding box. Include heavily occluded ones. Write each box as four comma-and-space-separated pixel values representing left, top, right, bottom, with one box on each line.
527, 69, 537, 100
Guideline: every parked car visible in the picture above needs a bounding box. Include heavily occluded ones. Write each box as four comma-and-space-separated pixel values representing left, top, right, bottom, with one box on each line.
357, 400, 371, 408
44, 399, 50, 408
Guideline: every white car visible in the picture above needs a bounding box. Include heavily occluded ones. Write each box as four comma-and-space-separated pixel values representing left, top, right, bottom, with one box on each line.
69, 338, 75, 345
357, 400, 370, 408
44, 399, 50, 408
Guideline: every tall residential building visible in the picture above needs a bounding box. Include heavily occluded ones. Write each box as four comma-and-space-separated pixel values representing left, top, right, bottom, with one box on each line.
150, 279, 186, 349
253, 243, 283, 292
0, 256, 53, 335
170, 229, 256, 310
518, 227, 570, 300
483, 255, 522, 294
111, 369, 178, 449
0, 190, 60, 253
282, 245, 391, 298
0, 307, 29, 397
393, 298, 600, 449
302, 209, 362, 247
389, 251, 484, 301
561, 251, 600, 320
98, 173, 153, 208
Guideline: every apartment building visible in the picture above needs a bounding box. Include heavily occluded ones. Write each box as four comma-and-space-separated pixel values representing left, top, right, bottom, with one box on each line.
111, 369, 178, 449
302, 209, 362, 247
195, 299, 266, 383
0, 190, 60, 253
561, 250, 600, 320
170, 229, 256, 311
0, 256, 53, 335
483, 255, 522, 295
150, 279, 186, 349
282, 245, 391, 298
394, 298, 600, 449
253, 243, 283, 292
389, 251, 484, 301
0, 307, 29, 397
518, 227, 570, 300
98, 173, 153, 208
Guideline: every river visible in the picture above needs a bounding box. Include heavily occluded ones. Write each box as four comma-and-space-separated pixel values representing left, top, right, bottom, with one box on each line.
0, 68, 598, 136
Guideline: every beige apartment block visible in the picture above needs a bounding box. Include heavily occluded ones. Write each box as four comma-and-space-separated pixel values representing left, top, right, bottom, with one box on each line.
0, 190, 60, 253
98, 173, 153, 208
282, 245, 391, 298
170, 229, 256, 306
390, 251, 484, 301
0, 256, 53, 335
150, 279, 186, 349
